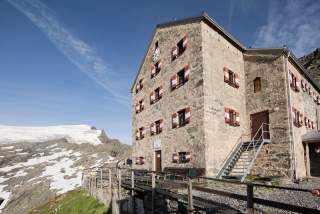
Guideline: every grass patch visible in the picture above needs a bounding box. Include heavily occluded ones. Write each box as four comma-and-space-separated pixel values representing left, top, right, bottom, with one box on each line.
28, 189, 109, 214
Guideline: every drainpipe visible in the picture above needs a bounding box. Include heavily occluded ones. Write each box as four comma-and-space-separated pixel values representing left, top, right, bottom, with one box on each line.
285, 49, 297, 181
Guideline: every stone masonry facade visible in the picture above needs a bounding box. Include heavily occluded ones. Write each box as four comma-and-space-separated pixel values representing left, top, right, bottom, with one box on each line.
131, 13, 320, 179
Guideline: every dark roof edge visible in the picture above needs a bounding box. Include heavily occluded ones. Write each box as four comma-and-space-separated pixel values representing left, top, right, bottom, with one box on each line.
288, 51, 320, 93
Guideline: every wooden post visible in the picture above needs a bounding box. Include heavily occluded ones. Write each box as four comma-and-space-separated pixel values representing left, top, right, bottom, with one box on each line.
306, 143, 311, 177
100, 168, 103, 190
118, 168, 122, 199
246, 183, 254, 214
187, 177, 194, 213
109, 169, 112, 196
151, 172, 156, 214
131, 170, 135, 213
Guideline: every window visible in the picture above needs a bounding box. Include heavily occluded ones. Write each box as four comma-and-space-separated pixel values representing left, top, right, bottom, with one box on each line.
223, 67, 239, 88
172, 107, 191, 128
254, 77, 261, 93
150, 86, 163, 104
136, 127, 145, 140
171, 35, 188, 61
292, 107, 303, 127
289, 72, 300, 92
224, 107, 240, 126
155, 41, 159, 49
151, 61, 161, 78
136, 78, 143, 93
171, 65, 190, 90
135, 99, 144, 114
135, 157, 145, 165
150, 119, 163, 136
178, 152, 191, 163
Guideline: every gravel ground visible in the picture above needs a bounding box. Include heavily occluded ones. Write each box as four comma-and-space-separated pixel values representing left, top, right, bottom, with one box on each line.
191, 178, 320, 213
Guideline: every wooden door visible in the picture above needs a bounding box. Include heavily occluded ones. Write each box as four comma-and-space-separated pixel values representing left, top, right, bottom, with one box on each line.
250, 111, 270, 140
155, 150, 162, 172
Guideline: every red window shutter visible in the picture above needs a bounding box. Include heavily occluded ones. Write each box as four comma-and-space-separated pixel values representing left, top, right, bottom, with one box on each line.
299, 112, 303, 126
185, 152, 191, 161
223, 67, 230, 82
158, 60, 162, 69
142, 127, 146, 138
292, 107, 296, 125
171, 74, 177, 89
289, 71, 293, 86
159, 86, 163, 98
235, 73, 240, 88
301, 80, 305, 91
183, 35, 188, 48
150, 92, 155, 104
172, 153, 179, 163
185, 107, 191, 123
136, 130, 140, 140
304, 117, 308, 127
224, 107, 230, 123
135, 103, 139, 113
172, 46, 178, 59
296, 78, 300, 91
160, 119, 164, 132
141, 100, 145, 110
308, 119, 311, 128
151, 65, 156, 75
235, 112, 240, 126
172, 113, 178, 128
184, 65, 190, 81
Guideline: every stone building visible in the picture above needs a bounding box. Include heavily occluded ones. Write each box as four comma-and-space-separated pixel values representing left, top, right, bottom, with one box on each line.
131, 13, 320, 180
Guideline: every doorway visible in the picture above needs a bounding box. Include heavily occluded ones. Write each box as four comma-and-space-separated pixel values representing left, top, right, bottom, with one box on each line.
250, 111, 270, 140
309, 144, 320, 177
155, 150, 162, 172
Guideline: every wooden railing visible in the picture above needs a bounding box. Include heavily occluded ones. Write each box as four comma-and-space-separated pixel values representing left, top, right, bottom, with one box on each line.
82, 167, 320, 214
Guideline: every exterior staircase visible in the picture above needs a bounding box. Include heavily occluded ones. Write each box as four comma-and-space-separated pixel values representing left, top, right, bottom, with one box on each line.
217, 123, 271, 182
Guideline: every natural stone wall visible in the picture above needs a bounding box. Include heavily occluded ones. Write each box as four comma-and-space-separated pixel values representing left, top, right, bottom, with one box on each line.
132, 22, 206, 171
244, 53, 292, 177
201, 22, 248, 176
287, 60, 320, 178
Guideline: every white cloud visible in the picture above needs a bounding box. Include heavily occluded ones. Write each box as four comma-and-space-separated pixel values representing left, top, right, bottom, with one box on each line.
254, 0, 320, 57
7, 0, 129, 105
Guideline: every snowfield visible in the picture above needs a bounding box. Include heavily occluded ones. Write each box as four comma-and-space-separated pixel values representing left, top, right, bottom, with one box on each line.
0, 125, 103, 145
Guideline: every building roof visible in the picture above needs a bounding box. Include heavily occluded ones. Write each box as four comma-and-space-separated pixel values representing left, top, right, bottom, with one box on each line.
130, 13, 320, 94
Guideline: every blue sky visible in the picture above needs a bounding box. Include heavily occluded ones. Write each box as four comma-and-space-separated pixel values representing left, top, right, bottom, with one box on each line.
0, 0, 319, 144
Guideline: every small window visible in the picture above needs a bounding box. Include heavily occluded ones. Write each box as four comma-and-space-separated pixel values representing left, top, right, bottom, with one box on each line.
223, 67, 239, 88
150, 86, 162, 104
151, 61, 161, 78
172, 35, 188, 61
137, 127, 144, 140
178, 152, 191, 163
254, 77, 261, 93
136, 79, 143, 93
155, 120, 162, 134
135, 99, 144, 114
155, 41, 159, 49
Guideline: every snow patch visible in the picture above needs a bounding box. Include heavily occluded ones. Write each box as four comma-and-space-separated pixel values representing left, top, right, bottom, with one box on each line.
0, 125, 103, 145
0, 177, 10, 212
1, 146, 14, 150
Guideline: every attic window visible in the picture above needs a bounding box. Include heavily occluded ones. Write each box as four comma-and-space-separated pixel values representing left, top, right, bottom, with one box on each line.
155, 41, 159, 49
171, 35, 188, 61
254, 77, 261, 93
136, 79, 143, 93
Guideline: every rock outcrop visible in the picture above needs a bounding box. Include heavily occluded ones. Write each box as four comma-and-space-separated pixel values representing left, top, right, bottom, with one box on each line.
299, 48, 320, 84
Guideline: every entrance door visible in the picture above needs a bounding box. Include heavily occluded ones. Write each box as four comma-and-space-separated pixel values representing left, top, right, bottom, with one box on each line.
309, 144, 320, 177
250, 111, 270, 140
155, 150, 162, 172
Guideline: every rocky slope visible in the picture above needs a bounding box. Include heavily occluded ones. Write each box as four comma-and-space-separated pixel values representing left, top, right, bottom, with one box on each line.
299, 48, 320, 83
0, 125, 131, 214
